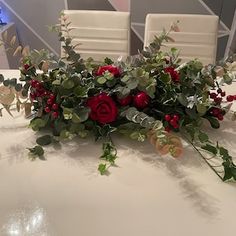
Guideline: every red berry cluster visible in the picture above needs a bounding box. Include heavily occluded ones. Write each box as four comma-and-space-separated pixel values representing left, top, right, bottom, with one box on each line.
226, 95, 236, 102
30, 80, 47, 100
29, 79, 59, 119
209, 107, 224, 121
164, 114, 180, 131
44, 94, 59, 119
209, 88, 236, 104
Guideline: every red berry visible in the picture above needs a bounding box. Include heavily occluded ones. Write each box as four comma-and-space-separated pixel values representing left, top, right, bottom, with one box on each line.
214, 97, 222, 104
170, 119, 177, 127
52, 103, 59, 110
210, 93, 217, 99
47, 98, 53, 105
234, 95, 236, 100
44, 107, 51, 113
30, 80, 37, 88
49, 94, 56, 100
52, 111, 59, 118
35, 82, 42, 89
165, 126, 171, 132
220, 91, 226, 97
226, 95, 234, 102
173, 114, 180, 121
173, 124, 179, 129
35, 91, 41, 97
217, 114, 224, 121
43, 91, 48, 97
164, 114, 171, 121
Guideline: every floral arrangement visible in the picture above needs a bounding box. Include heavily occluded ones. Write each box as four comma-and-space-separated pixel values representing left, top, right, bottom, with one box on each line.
0, 14, 236, 180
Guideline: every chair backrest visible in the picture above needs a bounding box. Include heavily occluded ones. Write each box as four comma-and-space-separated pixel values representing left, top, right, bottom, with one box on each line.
144, 14, 219, 65
62, 10, 130, 62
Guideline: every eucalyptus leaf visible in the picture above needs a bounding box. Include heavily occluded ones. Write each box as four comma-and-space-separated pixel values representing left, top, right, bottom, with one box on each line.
97, 77, 107, 84
0, 74, 4, 83
29, 118, 47, 131
197, 104, 207, 115
36, 135, 53, 146
62, 79, 74, 89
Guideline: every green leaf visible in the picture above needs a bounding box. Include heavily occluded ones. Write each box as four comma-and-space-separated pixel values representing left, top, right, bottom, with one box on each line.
60, 130, 71, 139
97, 77, 107, 84
29, 118, 47, 131
160, 73, 171, 83
201, 144, 217, 155
223, 73, 232, 85
219, 147, 229, 159
197, 104, 207, 115
177, 94, 188, 106
205, 117, 220, 129
62, 79, 74, 89
100, 142, 117, 164
3, 80, 10, 87
198, 132, 209, 143
121, 75, 129, 83
36, 135, 52, 146
204, 77, 215, 87
104, 57, 113, 65
72, 113, 81, 123
74, 85, 89, 97
74, 107, 90, 122
9, 78, 17, 86
222, 162, 233, 181
231, 168, 236, 181
0, 74, 4, 83
127, 79, 138, 90
15, 84, 22, 92
98, 163, 107, 175
52, 79, 61, 85
69, 123, 85, 133
146, 85, 156, 98
28, 145, 45, 159
63, 107, 73, 120
117, 86, 130, 96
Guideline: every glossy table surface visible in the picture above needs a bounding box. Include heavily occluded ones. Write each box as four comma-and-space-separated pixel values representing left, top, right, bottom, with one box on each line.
0, 70, 236, 236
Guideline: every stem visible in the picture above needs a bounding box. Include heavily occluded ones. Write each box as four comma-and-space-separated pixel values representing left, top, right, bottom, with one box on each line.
182, 133, 224, 181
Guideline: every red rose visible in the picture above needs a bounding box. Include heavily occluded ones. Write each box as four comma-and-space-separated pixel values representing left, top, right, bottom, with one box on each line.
133, 92, 150, 109
164, 67, 180, 83
96, 65, 120, 77
117, 95, 132, 106
87, 93, 118, 124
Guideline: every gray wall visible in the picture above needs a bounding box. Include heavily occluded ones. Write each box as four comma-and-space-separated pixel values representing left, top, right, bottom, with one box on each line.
0, 0, 235, 68
0, 0, 66, 57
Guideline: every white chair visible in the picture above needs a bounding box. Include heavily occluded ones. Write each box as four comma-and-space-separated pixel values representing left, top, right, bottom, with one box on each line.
62, 10, 130, 62
144, 14, 219, 65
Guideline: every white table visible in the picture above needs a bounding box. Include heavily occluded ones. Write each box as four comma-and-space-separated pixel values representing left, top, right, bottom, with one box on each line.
0, 70, 236, 236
